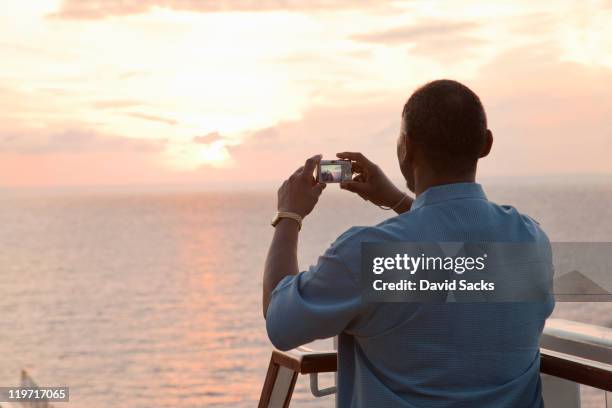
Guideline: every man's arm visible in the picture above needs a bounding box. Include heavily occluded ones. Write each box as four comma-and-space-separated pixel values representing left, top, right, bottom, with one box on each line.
336, 152, 413, 214
262, 219, 299, 317
262, 155, 325, 317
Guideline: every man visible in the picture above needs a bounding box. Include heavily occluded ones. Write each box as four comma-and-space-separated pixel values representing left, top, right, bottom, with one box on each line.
263, 80, 554, 407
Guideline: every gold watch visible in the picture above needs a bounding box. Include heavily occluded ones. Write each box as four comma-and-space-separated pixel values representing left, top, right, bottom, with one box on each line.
271, 211, 303, 230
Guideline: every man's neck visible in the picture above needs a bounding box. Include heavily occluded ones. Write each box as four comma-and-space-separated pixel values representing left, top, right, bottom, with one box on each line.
414, 170, 476, 196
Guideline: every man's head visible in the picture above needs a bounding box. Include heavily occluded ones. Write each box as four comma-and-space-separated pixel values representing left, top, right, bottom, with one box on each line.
397, 79, 493, 192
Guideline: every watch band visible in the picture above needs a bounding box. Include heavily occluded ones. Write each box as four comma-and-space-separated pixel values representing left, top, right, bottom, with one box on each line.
271, 211, 303, 230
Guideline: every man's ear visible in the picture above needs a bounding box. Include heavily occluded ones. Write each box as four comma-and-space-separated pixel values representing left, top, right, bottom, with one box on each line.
403, 132, 415, 162
479, 129, 493, 158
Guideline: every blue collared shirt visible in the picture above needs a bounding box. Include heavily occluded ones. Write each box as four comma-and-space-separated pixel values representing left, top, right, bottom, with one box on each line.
266, 183, 554, 407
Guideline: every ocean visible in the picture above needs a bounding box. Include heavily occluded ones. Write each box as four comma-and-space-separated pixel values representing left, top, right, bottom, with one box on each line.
0, 182, 611, 407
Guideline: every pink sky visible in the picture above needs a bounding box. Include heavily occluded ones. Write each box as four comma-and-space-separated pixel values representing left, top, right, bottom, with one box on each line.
1, 1, 612, 188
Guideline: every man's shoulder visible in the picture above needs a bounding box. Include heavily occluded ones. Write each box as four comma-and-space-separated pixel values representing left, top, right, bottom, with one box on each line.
328, 197, 550, 250
331, 225, 391, 250
330, 215, 419, 255
492, 202, 549, 241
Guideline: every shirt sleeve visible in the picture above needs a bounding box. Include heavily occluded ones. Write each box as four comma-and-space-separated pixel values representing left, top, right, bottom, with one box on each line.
265, 244, 363, 351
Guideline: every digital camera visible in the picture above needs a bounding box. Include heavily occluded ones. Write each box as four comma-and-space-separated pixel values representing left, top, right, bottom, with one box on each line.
317, 160, 352, 183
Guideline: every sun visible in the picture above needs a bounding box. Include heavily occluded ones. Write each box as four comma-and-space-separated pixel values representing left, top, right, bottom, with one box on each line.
164, 140, 233, 171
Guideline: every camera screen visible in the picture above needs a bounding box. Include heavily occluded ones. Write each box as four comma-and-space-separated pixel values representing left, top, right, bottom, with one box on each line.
320, 164, 342, 182
319, 162, 351, 183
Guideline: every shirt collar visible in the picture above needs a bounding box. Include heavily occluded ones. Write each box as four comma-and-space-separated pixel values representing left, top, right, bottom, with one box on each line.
410, 182, 487, 211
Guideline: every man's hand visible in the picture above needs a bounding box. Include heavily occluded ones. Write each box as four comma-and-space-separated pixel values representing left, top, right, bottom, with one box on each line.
336, 152, 412, 213
263, 155, 326, 317
277, 154, 326, 218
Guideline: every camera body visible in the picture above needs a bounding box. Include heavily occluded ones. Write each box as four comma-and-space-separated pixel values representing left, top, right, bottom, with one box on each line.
317, 160, 352, 183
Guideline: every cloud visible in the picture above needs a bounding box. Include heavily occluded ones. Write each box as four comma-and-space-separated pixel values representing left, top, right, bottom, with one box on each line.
470, 45, 612, 176
50, 0, 385, 19
220, 102, 403, 184
125, 112, 178, 126
352, 20, 479, 44
507, 13, 558, 36
249, 127, 280, 141
93, 100, 144, 109
193, 131, 224, 144
409, 34, 484, 63
215, 44, 612, 182
0, 128, 165, 155
351, 20, 482, 63
118, 71, 150, 80
0, 41, 82, 61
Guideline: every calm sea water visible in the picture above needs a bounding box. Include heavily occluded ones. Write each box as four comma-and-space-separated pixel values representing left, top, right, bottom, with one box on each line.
0, 182, 611, 407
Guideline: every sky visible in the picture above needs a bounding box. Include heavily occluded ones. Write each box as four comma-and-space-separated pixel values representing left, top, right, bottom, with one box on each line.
1, 0, 611, 188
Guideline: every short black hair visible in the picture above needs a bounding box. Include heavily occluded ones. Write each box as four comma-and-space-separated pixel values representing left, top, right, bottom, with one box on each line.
402, 79, 488, 174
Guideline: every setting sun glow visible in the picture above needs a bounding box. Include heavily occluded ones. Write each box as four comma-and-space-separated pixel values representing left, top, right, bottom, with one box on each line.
1, 0, 612, 187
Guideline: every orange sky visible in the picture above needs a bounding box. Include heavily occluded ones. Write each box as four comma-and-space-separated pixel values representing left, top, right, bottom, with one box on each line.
1, 0, 612, 188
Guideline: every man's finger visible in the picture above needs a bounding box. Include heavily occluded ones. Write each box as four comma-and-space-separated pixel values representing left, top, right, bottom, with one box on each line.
313, 182, 326, 196
351, 161, 365, 174
340, 180, 367, 194
291, 166, 304, 179
301, 154, 322, 178
336, 152, 373, 167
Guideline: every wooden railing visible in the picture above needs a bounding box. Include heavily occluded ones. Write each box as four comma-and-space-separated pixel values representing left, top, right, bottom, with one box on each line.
259, 319, 612, 407
540, 348, 612, 392
258, 347, 337, 408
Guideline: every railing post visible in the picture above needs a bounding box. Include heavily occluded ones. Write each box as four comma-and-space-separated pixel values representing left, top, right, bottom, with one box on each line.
258, 355, 298, 408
